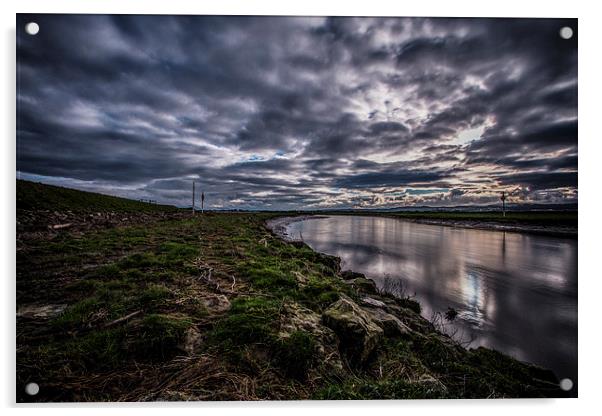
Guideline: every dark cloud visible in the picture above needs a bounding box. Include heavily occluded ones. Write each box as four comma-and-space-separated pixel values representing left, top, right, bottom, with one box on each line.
17, 15, 577, 209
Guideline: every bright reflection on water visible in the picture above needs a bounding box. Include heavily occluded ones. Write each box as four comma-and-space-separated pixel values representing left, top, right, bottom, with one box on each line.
287, 216, 577, 389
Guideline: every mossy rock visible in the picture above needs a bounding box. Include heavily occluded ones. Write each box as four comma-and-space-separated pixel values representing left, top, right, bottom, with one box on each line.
345, 277, 378, 295
322, 295, 383, 365
340, 270, 366, 280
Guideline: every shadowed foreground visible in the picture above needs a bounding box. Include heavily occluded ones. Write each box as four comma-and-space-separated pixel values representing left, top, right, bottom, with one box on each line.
16, 181, 566, 401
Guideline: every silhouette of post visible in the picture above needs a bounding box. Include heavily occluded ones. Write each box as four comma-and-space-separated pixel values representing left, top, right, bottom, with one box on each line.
192, 181, 195, 215
201, 192, 205, 214
500, 191, 506, 217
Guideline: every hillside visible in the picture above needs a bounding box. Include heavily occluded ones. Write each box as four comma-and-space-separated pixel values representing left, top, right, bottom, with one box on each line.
17, 180, 178, 213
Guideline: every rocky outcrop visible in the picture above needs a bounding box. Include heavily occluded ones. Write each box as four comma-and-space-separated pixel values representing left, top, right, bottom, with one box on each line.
340, 270, 366, 280
360, 296, 387, 308
364, 306, 412, 337
279, 302, 344, 372
344, 277, 378, 294
322, 295, 383, 365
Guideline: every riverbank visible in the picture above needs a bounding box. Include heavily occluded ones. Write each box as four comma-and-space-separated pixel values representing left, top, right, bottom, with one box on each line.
17, 181, 568, 401
387, 214, 577, 238
272, 211, 577, 239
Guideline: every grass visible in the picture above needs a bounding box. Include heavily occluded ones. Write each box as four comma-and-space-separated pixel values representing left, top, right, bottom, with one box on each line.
387, 210, 577, 226
17, 179, 178, 212
16, 181, 567, 401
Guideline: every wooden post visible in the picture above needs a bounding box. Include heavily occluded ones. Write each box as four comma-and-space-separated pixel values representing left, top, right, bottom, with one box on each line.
500, 191, 506, 217
192, 181, 195, 215
201, 192, 205, 214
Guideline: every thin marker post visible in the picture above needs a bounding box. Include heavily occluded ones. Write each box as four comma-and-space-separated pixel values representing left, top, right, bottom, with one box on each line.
192, 181, 195, 215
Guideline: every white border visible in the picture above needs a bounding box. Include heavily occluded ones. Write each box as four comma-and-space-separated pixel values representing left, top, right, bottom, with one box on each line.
3, 0, 600, 415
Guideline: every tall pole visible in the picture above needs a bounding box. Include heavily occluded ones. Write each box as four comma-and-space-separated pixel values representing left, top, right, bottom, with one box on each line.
501, 191, 506, 217
201, 191, 205, 214
192, 181, 195, 215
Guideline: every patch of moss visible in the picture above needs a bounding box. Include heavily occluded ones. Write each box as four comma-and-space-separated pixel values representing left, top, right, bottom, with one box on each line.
53, 297, 104, 329
243, 265, 298, 291
131, 314, 192, 361
208, 297, 282, 346
273, 331, 316, 380
137, 284, 172, 310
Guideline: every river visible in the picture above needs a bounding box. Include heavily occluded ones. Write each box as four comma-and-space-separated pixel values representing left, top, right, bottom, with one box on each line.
285, 215, 577, 394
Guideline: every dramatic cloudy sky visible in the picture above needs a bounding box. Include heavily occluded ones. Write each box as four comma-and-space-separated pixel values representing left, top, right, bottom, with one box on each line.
17, 14, 577, 209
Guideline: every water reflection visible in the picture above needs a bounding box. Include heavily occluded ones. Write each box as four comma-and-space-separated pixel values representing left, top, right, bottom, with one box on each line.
287, 216, 577, 391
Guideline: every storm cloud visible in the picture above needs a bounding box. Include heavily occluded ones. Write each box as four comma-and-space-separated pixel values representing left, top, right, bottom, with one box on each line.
16, 15, 577, 209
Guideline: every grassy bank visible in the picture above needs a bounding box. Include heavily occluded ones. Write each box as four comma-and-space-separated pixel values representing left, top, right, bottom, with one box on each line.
386, 210, 576, 225
16, 181, 565, 401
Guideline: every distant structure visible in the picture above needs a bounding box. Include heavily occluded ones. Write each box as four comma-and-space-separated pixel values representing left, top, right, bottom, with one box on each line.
192, 181, 196, 215
500, 191, 507, 217
201, 191, 205, 214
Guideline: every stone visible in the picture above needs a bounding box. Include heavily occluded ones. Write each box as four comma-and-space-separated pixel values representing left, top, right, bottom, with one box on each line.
279, 302, 343, 372
200, 294, 231, 314
360, 296, 387, 308
364, 306, 412, 337
340, 270, 366, 280
315, 253, 341, 273
17, 304, 67, 319
344, 277, 378, 294
178, 326, 203, 355
322, 295, 384, 365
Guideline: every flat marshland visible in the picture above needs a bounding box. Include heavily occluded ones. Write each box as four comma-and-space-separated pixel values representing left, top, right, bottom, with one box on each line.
16, 180, 568, 401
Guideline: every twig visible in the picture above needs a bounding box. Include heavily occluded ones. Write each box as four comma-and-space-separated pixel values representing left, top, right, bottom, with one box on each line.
103, 310, 142, 328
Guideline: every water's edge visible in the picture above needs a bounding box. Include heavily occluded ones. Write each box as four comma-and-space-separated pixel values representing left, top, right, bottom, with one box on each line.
265, 214, 572, 396
267, 213, 576, 240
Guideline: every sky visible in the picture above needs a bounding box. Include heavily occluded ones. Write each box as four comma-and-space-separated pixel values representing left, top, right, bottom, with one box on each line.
16, 15, 577, 210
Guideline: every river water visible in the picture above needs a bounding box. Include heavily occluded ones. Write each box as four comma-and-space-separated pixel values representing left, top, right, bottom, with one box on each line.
286, 215, 577, 392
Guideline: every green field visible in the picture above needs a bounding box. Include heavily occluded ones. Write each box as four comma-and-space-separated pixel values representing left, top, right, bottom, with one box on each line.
16, 181, 565, 401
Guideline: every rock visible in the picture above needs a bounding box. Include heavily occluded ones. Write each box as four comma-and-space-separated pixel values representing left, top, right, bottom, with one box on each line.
279, 302, 330, 338
322, 295, 384, 365
360, 296, 387, 308
340, 270, 365, 280
344, 277, 378, 295
316, 253, 341, 273
364, 306, 412, 337
178, 326, 203, 355
200, 294, 230, 314
17, 304, 67, 319
279, 302, 344, 372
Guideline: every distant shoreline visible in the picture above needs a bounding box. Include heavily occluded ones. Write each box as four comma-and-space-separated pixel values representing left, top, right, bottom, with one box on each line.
267, 213, 577, 240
